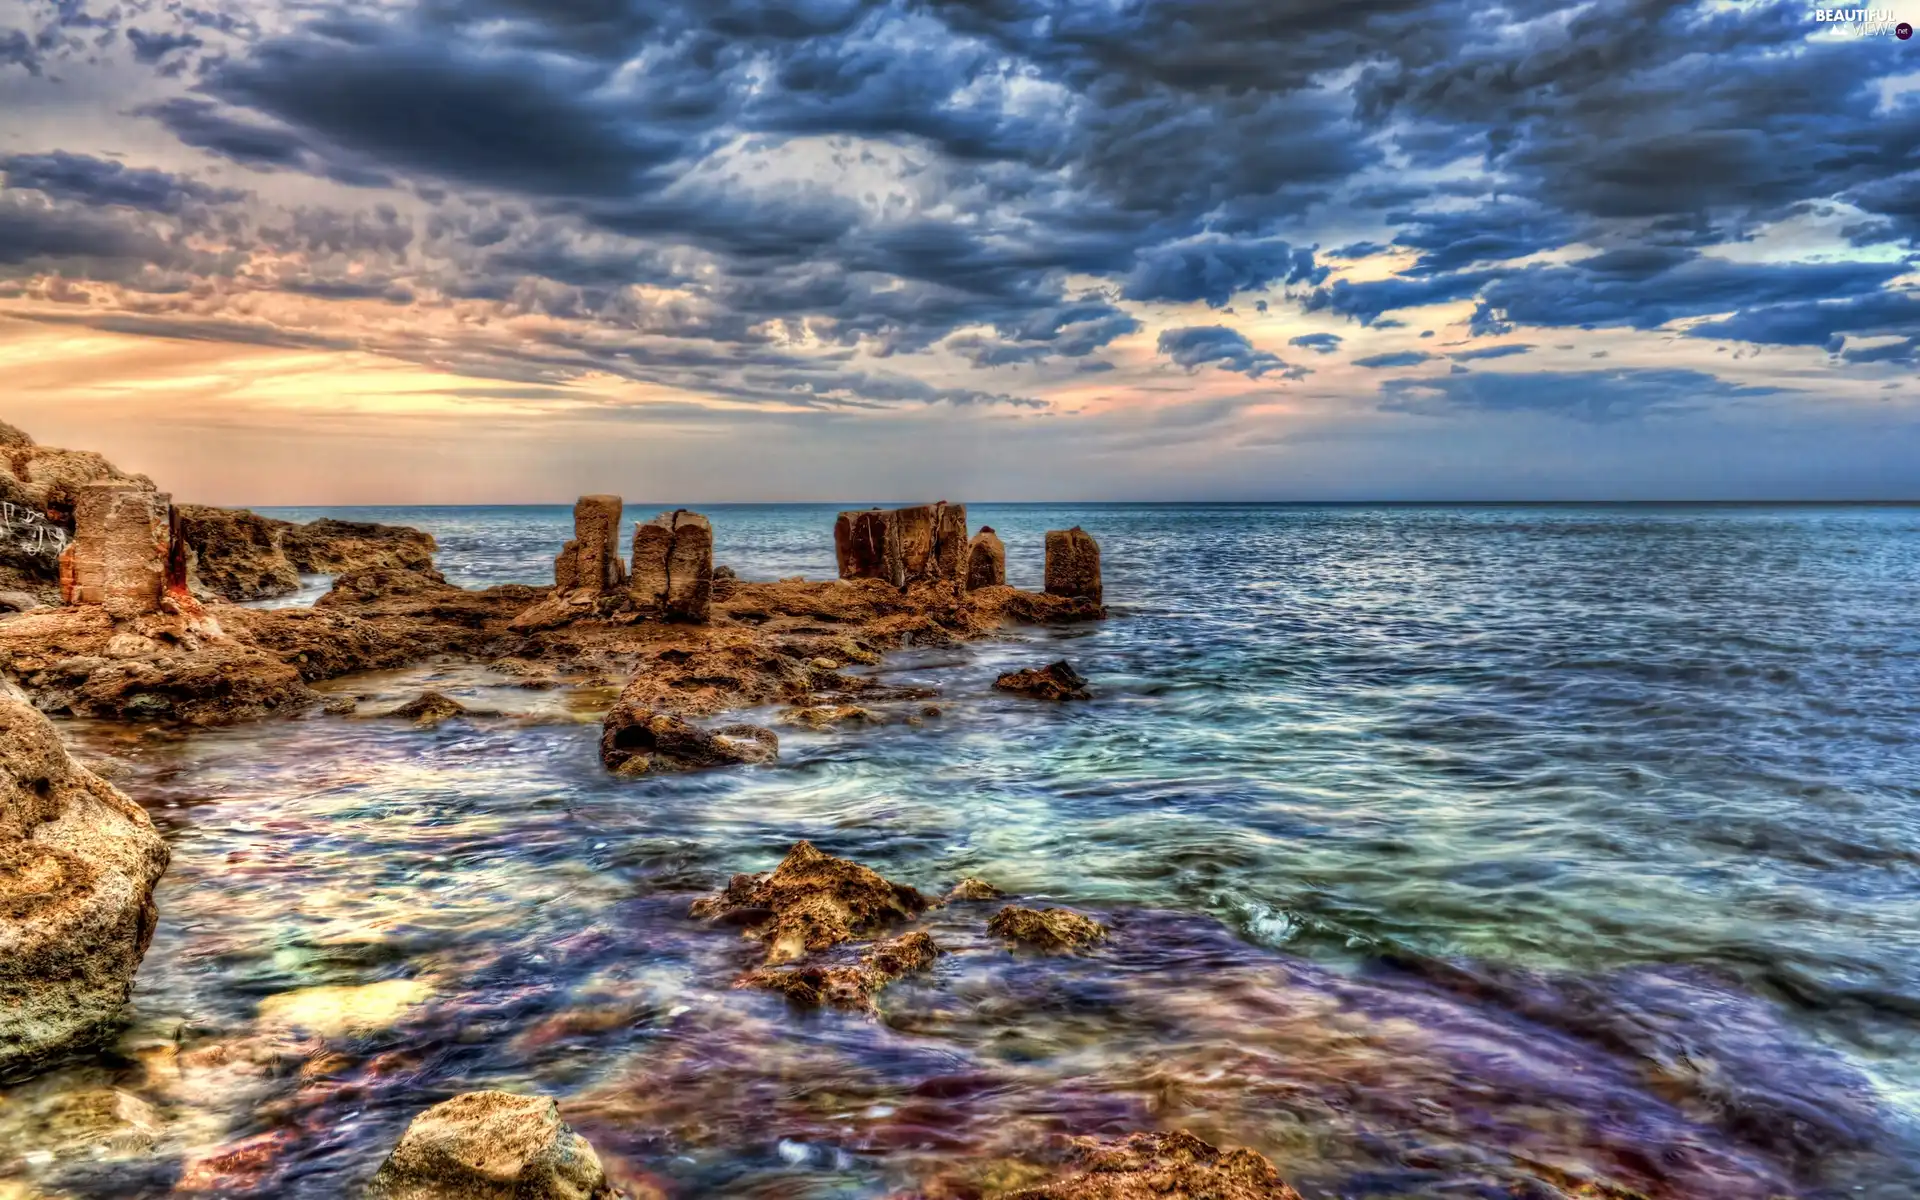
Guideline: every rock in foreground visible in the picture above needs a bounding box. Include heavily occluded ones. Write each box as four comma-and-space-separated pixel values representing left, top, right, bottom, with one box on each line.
598, 703, 777, 776
995, 661, 1091, 701
367, 1091, 620, 1200
1, 692, 170, 1081
1001, 1131, 1302, 1200
989, 906, 1107, 951
691, 840, 929, 964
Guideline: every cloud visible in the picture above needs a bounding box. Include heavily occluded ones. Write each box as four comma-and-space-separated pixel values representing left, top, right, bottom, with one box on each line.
1123, 239, 1324, 308
1288, 332, 1343, 354
1157, 325, 1300, 379
1380, 368, 1788, 423
1, 151, 244, 213
1353, 350, 1435, 369
1448, 344, 1533, 362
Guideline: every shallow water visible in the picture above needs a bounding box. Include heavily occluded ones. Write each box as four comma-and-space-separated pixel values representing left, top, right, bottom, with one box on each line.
6, 504, 1920, 1197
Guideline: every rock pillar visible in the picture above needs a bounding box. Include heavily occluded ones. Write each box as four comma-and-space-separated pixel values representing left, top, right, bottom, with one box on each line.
834, 502, 969, 589
1044, 526, 1102, 605
569, 495, 626, 593
59, 482, 173, 617
966, 527, 1006, 590
630, 509, 713, 622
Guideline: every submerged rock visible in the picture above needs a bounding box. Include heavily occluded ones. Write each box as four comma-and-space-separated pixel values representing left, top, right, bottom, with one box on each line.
367, 1091, 619, 1200
778, 704, 882, 730
599, 702, 777, 776
392, 691, 469, 727
739, 930, 941, 1012
1, 694, 170, 1081
995, 661, 1091, 701
946, 877, 1004, 902
1001, 1131, 1303, 1200
691, 840, 930, 964
988, 906, 1107, 951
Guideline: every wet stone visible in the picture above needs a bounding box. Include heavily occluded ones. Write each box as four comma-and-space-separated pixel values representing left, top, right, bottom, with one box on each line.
988, 906, 1107, 951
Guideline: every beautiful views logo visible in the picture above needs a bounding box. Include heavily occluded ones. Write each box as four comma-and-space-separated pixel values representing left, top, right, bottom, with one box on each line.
1811, 8, 1911, 35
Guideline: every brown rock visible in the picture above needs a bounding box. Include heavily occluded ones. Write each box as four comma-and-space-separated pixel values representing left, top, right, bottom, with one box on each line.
1000, 1131, 1302, 1200
630, 510, 712, 622
317, 566, 455, 607
690, 840, 929, 964
834, 503, 968, 588
599, 703, 777, 776
281, 518, 437, 576
739, 930, 940, 1012
833, 508, 894, 583
1, 694, 170, 1081
367, 1091, 619, 1200
995, 661, 1091, 701
392, 691, 468, 726
778, 704, 882, 730
60, 482, 173, 617
946, 877, 1004, 902
0, 498, 69, 605
571, 496, 626, 594
967, 527, 1007, 590
177, 504, 302, 602
988, 905, 1106, 951
553, 540, 581, 592
1044, 527, 1102, 606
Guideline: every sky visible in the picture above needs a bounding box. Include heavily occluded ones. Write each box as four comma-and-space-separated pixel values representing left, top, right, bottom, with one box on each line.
1, 0, 1917, 504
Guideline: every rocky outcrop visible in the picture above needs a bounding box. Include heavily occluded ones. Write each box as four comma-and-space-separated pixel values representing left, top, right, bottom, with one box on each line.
967, 526, 1006, 590
392, 691, 468, 726
834, 502, 969, 590
515, 497, 633, 630
988, 905, 1107, 951
598, 702, 778, 776
1044, 527, 1102, 606
367, 1091, 620, 1200
280, 518, 436, 576
629, 509, 712, 622
691, 840, 930, 964
0, 424, 149, 529
0, 499, 69, 605
177, 505, 302, 602
1, 693, 170, 1081
739, 929, 940, 1012
59, 482, 184, 617
1001, 1131, 1302, 1200
995, 660, 1091, 701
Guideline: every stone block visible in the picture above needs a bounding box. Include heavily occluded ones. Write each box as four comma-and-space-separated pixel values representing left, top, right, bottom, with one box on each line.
1044, 526, 1102, 605
966, 527, 1006, 590
61, 482, 171, 618
630, 509, 712, 622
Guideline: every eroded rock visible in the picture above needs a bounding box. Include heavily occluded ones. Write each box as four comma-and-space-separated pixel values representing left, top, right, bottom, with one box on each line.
1000, 1131, 1303, 1200
1, 695, 170, 1081
367, 1091, 619, 1200
392, 691, 468, 726
988, 906, 1107, 951
967, 526, 1007, 590
177, 505, 302, 602
995, 660, 1091, 701
630, 509, 712, 622
599, 703, 777, 776
834, 503, 969, 589
281, 518, 437, 576
739, 930, 940, 1012
946, 877, 1004, 902
60, 482, 179, 617
1044, 527, 1103, 606
690, 840, 929, 964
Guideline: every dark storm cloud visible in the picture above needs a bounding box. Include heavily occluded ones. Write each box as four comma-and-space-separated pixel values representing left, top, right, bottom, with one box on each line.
1686, 291, 1920, 350
127, 28, 204, 63
1, 151, 244, 213
1123, 240, 1324, 309
1474, 256, 1906, 332
1156, 326, 1300, 380
1389, 203, 1579, 276
1380, 368, 1789, 423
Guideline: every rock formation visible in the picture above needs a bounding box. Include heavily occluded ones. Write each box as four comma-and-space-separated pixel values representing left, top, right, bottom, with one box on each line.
966, 526, 1007, 590
598, 703, 778, 776
366, 1091, 620, 1200
1044, 527, 1102, 606
739, 930, 940, 1012
630, 509, 712, 622
568, 495, 627, 594
1, 691, 170, 1082
59, 482, 183, 617
0, 422, 151, 529
177, 505, 302, 602
834, 502, 969, 590
0, 499, 69, 605
280, 519, 436, 577
690, 840, 930, 964
1000, 1131, 1303, 1200
988, 905, 1107, 950
995, 660, 1091, 701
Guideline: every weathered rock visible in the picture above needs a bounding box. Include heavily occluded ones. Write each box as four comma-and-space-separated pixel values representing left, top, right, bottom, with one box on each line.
995, 661, 1091, 701
571, 496, 626, 594
946, 877, 1004, 902
316, 566, 455, 607
0, 589, 42, 613
739, 930, 940, 1011
13, 447, 146, 528
1044, 527, 1102, 605
367, 1091, 619, 1200
778, 704, 882, 730
988, 906, 1107, 951
281, 518, 437, 576
1, 695, 170, 1081
833, 503, 969, 588
690, 840, 930, 964
553, 540, 581, 591
177, 504, 302, 602
60, 482, 177, 617
392, 691, 468, 726
967, 526, 1007, 590
599, 703, 777, 776
1000, 1131, 1302, 1200
629, 510, 712, 622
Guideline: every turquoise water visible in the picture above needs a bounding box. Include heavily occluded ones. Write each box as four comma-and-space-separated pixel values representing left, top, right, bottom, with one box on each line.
9, 504, 1920, 1198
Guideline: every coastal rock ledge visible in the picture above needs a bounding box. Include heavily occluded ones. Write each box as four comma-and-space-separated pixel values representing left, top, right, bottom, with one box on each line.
0, 688, 170, 1082
367, 1091, 622, 1200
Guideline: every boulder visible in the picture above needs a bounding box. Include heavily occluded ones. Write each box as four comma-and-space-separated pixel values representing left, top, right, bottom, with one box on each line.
1, 695, 170, 1081
946, 877, 1004, 902
1044, 527, 1102, 605
995, 660, 1091, 701
1001, 1131, 1302, 1200
690, 840, 929, 964
392, 691, 468, 726
366, 1091, 619, 1200
599, 703, 777, 776
966, 527, 1006, 590
177, 504, 302, 602
629, 509, 712, 622
988, 905, 1107, 951
833, 502, 969, 588
739, 930, 940, 1012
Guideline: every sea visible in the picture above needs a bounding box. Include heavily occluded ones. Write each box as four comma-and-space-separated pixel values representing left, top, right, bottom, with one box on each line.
6, 503, 1919, 1198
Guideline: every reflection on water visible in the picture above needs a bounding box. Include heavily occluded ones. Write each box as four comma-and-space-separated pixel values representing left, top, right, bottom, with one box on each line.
5, 504, 1920, 1197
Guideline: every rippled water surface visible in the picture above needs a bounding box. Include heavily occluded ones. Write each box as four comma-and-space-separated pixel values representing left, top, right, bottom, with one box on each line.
8, 504, 1920, 1198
